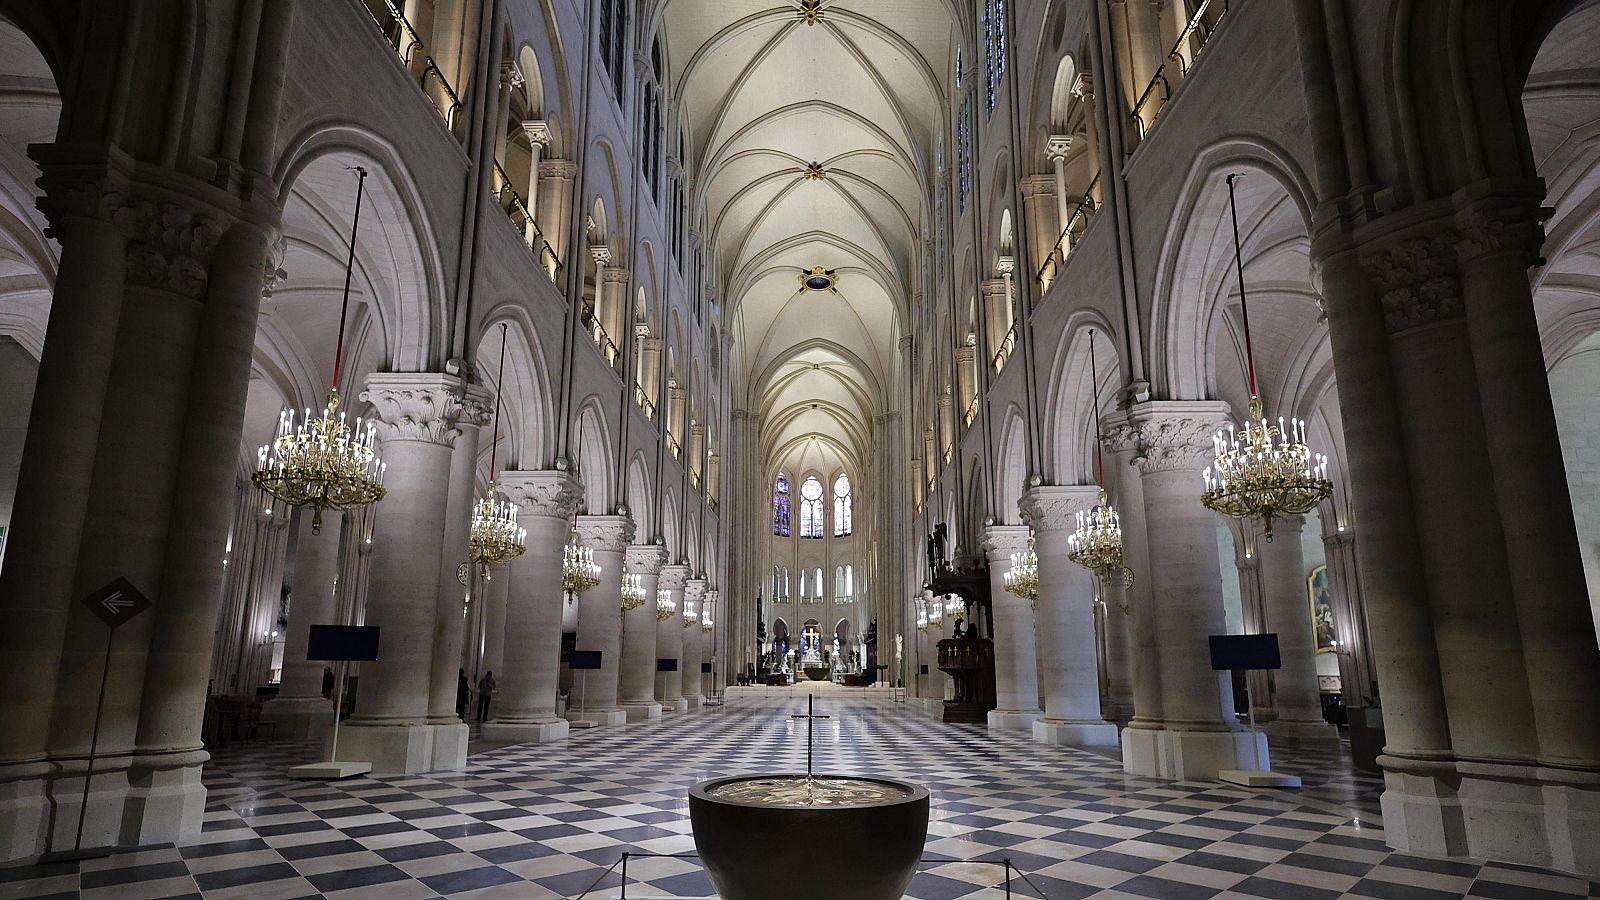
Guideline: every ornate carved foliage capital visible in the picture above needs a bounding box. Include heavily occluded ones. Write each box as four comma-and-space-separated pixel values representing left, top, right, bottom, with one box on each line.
522, 120, 552, 146
113, 195, 228, 299
1358, 229, 1463, 334
626, 544, 669, 575
684, 579, 709, 601
980, 524, 1032, 561
1019, 485, 1100, 533
1123, 401, 1231, 475
659, 564, 691, 592
600, 265, 631, 285
497, 470, 583, 520
540, 159, 577, 179
1045, 135, 1073, 161
1455, 206, 1547, 263
576, 514, 635, 552
360, 373, 480, 447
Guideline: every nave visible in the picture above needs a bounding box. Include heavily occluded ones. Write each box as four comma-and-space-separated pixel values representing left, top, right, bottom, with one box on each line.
3, 696, 1592, 900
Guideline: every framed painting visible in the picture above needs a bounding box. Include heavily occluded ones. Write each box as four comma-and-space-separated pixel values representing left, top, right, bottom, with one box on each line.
1308, 564, 1336, 652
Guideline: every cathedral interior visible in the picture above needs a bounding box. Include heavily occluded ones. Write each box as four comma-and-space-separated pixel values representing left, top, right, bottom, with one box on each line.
2, 0, 1600, 897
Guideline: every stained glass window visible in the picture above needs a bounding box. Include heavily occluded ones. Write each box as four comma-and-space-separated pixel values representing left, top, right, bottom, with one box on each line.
833, 473, 852, 536
773, 472, 791, 536
799, 476, 825, 538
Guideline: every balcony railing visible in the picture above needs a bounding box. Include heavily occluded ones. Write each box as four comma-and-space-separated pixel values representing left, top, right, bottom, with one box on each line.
962, 394, 979, 427
359, 0, 464, 138
1035, 173, 1101, 291
492, 162, 563, 281
579, 304, 622, 372
634, 383, 657, 420
667, 434, 682, 459
1130, 0, 1228, 139
991, 324, 1017, 373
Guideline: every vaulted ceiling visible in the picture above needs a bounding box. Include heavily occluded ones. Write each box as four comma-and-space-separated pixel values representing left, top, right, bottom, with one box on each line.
660, 0, 957, 479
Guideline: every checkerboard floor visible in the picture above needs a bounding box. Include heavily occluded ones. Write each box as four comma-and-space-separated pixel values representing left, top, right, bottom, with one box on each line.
4, 694, 1597, 899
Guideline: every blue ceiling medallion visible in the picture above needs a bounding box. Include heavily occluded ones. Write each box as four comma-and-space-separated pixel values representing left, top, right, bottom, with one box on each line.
800, 267, 838, 292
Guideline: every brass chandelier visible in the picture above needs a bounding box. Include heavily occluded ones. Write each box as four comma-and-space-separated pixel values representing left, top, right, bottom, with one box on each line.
682, 596, 697, 629
1068, 330, 1131, 579
655, 588, 676, 621
253, 167, 386, 534
914, 593, 929, 632
702, 589, 716, 633
620, 560, 646, 612
1200, 175, 1332, 540
1003, 537, 1039, 604
468, 323, 526, 578
561, 521, 601, 594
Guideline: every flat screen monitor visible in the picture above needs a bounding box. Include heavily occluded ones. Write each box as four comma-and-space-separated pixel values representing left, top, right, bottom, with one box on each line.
1208, 633, 1281, 671
570, 650, 603, 670
306, 625, 380, 662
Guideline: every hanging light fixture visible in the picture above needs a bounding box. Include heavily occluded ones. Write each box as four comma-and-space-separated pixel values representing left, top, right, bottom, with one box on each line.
925, 592, 944, 626
468, 323, 526, 579
702, 589, 716, 633
1003, 538, 1039, 605
1200, 174, 1332, 540
682, 596, 697, 629
1068, 330, 1131, 580
253, 167, 386, 534
655, 587, 676, 621
620, 559, 646, 612
560, 424, 602, 595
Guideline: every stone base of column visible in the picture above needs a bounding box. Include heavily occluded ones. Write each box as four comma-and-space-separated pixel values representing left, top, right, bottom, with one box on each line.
659, 697, 688, 714
1102, 701, 1135, 724
1034, 718, 1120, 748
257, 697, 336, 741
1381, 758, 1600, 877
0, 762, 50, 860
987, 709, 1042, 731
1263, 718, 1340, 749
43, 762, 132, 854
120, 752, 207, 848
333, 721, 466, 774
564, 706, 627, 726
1122, 727, 1269, 781
683, 693, 704, 709
481, 717, 569, 745
621, 701, 663, 721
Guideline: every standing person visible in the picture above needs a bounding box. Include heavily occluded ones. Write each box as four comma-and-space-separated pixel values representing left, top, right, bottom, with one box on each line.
456, 668, 469, 719
477, 670, 496, 722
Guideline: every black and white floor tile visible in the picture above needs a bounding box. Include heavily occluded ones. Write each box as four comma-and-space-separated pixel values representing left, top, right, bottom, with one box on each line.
3, 694, 1597, 899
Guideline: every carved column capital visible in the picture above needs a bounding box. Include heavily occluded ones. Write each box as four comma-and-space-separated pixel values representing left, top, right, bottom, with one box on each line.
1019, 484, 1101, 533
1020, 174, 1056, 198
1357, 227, 1463, 334
659, 564, 691, 591
1045, 134, 1073, 161
684, 579, 709, 601
981, 523, 1032, 563
576, 514, 634, 551
500, 60, 525, 89
626, 543, 669, 575
360, 372, 483, 447
601, 265, 630, 285
1454, 202, 1548, 265
522, 119, 552, 146
1122, 400, 1231, 474
497, 470, 583, 520
540, 159, 577, 179
1071, 73, 1094, 102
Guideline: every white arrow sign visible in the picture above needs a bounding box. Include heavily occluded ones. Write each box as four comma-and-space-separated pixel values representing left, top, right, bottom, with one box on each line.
81, 577, 151, 628
102, 592, 131, 615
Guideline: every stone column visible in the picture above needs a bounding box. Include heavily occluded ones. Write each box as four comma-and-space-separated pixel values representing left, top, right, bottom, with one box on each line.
482, 470, 580, 744
1021, 485, 1118, 747
1117, 401, 1264, 780
982, 525, 1043, 731
520, 120, 551, 242
620, 544, 667, 720
599, 266, 630, 364
339, 374, 475, 774
1256, 515, 1338, 745
682, 579, 708, 707
479, 564, 510, 677
567, 514, 633, 726
1100, 570, 1137, 721
656, 565, 689, 712
1046, 135, 1073, 241
537, 159, 576, 269
1455, 194, 1600, 770
259, 511, 343, 739
427, 385, 491, 737
980, 278, 1008, 365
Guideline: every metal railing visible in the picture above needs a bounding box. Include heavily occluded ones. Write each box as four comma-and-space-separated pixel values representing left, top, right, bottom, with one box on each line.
576, 851, 1061, 899
491, 162, 563, 281
579, 303, 622, 372
1035, 173, 1101, 291
633, 383, 656, 420
1130, 0, 1228, 139
991, 323, 1017, 372
962, 394, 979, 427
358, 0, 464, 138
667, 433, 682, 459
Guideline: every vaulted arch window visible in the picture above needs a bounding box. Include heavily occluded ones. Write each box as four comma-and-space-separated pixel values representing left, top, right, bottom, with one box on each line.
773, 472, 791, 536
834, 565, 854, 602
955, 50, 972, 214
799, 476, 825, 538
832, 473, 852, 536
982, 0, 1008, 116
772, 566, 789, 602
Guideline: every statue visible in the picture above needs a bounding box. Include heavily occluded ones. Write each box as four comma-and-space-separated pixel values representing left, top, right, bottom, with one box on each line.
931, 523, 948, 567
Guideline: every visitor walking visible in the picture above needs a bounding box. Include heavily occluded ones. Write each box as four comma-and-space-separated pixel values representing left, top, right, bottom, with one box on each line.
456, 668, 469, 719
477, 670, 496, 722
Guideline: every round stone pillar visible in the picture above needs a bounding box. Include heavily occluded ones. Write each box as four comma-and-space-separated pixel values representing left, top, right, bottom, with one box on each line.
568, 514, 633, 726
1256, 515, 1338, 745
1101, 420, 1164, 728
655, 565, 689, 712
1021, 485, 1118, 747
682, 579, 708, 707
259, 510, 343, 739
427, 385, 491, 728
481, 470, 580, 744
982, 525, 1042, 731
620, 544, 668, 720
478, 562, 510, 677
339, 374, 475, 774
1117, 401, 1264, 780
